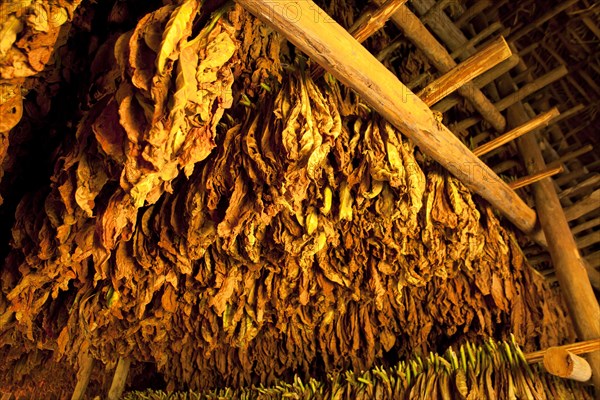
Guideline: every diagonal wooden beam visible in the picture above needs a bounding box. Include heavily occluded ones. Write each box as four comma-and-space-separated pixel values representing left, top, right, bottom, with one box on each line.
473, 108, 559, 157
235, 0, 541, 237
374, 1, 507, 132
418, 36, 512, 106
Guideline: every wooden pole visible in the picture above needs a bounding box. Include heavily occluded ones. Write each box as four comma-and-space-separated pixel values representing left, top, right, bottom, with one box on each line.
508, 166, 564, 190
107, 358, 131, 400
235, 0, 541, 238
543, 347, 593, 382
509, 0, 581, 43
410, 0, 475, 57
433, 54, 520, 113
564, 189, 600, 222
418, 36, 512, 106
71, 352, 94, 400
455, 0, 492, 28
348, 0, 408, 43
473, 108, 559, 157
450, 22, 503, 59
507, 101, 600, 390
495, 66, 569, 112
374, 2, 507, 132
311, 0, 407, 79
547, 145, 594, 170
559, 174, 600, 200
525, 338, 600, 364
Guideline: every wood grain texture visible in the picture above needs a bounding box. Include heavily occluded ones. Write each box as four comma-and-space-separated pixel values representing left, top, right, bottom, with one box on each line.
375, 2, 507, 132
418, 36, 512, 106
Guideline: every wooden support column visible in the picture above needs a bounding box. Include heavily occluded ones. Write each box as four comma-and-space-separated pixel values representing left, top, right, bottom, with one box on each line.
507, 101, 600, 390
418, 36, 512, 106
107, 358, 131, 400
374, 2, 507, 132
236, 0, 541, 237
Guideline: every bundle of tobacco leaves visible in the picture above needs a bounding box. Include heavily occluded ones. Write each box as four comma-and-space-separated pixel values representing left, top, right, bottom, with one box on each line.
0, 0, 580, 397
123, 338, 594, 399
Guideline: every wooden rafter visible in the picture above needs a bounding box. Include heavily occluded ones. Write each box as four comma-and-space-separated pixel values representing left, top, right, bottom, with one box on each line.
235, 0, 543, 240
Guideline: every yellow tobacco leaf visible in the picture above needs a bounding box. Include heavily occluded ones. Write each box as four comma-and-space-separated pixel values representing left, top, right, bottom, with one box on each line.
0, 15, 23, 57
156, 0, 198, 74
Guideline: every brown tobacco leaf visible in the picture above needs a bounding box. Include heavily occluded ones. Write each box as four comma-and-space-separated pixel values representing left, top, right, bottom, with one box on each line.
0, 4, 577, 396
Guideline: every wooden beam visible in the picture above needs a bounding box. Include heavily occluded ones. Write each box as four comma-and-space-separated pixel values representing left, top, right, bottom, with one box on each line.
71, 352, 94, 400
410, 0, 475, 57
576, 231, 600, 250
450, 22, 503, 59
433, 54, 520, 113
525, 338, 600, 364
107, 358, 131, 400
473, 108, 559, 157
312, 0, 408, 78
418, 36, 512, 106
455, 0, 492, 29
508, 0, 581, 43
559, 174, 600, 200
495, 65, 569, 112
374, 2, 507, 132
572, 217, 600, 235
556, 168, 589, 187
564, 189, 600, 222
509, 165, 564, 190
507, 101, 600, 390
348, 0, 408, 43
586, 250, 600, 269
547, 145, 594, 169
236, 0, 540, 237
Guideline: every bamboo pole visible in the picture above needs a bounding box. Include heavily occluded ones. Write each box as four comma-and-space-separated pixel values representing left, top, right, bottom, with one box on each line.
373, 2, 507, 132
107, 358, 131, 400
473, 108, 559, 157
509, 166, 564, 190
418, 36, 512, 106
525, 339, 600, 366
236, 0, 541, 238
506, 100, 600, 390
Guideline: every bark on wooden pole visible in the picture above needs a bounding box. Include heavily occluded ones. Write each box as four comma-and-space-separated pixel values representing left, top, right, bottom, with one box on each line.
473, 108, 559, 157
107, 357, 131, 400
418, 36, 512, 106
508, 165, 564, 190
71, 352, 94, 400
235, 0, 541, 237
373, 2, 507, 132
507, 101, 600, 390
